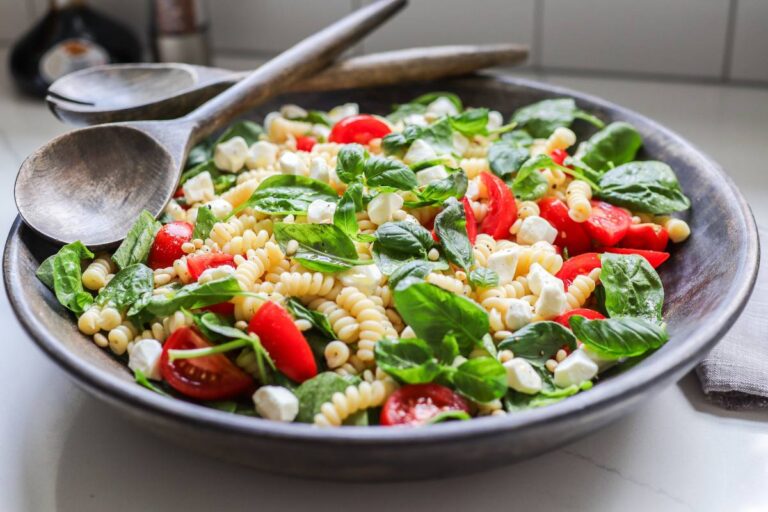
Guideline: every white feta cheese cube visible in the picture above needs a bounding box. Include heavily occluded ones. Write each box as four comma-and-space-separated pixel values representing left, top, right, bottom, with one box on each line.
403, 114, 428, 127
198, 264, 236, 284
279, 151, 306, 175
531, 240, 557, 253
307, 199, 337, 224
204, 198, 233, 220
452, 132, 470, 155
400, 326, 417, 339
309, 157, 330, 183
415, 165, 448, 187
527, 263, 564, 295
426, 96, 459, 117
487, 248, 520, 284
554, 349, 599, 388
504, 298, 533, 331
503, 358, 543, 394
581, 347, 619, 372
367, 192, 404, 225
535, 282, 568, 319
328, 103, 359, 124
128, 339, 163, 380
517, 215, 558, 245
252, 386, 299, 422
213, 136, 248, 173
487, 110, 504, 131
338, 264, 383, 295
263, 111, 281, 134
311, 124, 331, 140
182, 171, 215, 204
245, 140, 278, 169
403, 139, 437, 165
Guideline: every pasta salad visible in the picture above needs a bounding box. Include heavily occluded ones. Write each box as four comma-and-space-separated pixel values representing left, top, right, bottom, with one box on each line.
37, 92, 692, 427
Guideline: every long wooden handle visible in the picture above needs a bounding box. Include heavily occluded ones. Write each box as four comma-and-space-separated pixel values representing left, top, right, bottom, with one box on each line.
184, 0, 406, 141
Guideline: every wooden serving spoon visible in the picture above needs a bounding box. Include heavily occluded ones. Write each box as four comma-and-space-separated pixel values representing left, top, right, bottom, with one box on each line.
15, 0, 406, 250
47, 44, 529, 126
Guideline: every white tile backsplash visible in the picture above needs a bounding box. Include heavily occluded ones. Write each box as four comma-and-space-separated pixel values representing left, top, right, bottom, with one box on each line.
541, 0, 731, 78
729, 0, 768, 82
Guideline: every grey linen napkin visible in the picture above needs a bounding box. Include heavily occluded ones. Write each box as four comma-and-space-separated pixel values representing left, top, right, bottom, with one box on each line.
696, 227, 766, 409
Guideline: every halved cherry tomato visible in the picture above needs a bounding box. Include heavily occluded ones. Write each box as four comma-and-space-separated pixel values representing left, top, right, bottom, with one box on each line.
160, 327, 254, 400
380, 384, 470, 426
186, 252, 236, 281
248, 301, 317, 383
584, 201, 631, 247
550, 149, 568, 166
479, 172, 516, 239
201, 302, 236, 316
604, 248, 670, 268
538, 197, 592, 255
462, 197, 477, 244
295, 135, 317, 152
328, 114, 391, 145
555, 308, 606, 329
173, 186, 185, 198
555, 252, 602, 288
147, 221, 194, 270
619, 223, 669, 251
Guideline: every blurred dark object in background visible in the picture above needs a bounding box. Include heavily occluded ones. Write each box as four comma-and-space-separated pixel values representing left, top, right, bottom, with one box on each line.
151, 0, 210, 65
8, 0, 142, 98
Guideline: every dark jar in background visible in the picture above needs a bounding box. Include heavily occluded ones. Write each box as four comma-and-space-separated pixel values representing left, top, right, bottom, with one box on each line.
151, 0, 210, 65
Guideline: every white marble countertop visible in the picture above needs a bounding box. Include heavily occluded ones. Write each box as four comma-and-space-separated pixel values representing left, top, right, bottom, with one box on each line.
1, 49, 767, 511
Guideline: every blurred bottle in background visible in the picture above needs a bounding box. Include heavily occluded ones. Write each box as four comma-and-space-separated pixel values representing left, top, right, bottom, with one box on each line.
151, 0, 210, 65
8, 0, 142, 97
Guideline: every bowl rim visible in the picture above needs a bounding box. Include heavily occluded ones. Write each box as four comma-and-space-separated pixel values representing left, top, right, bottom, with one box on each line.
4, 74, 760, 446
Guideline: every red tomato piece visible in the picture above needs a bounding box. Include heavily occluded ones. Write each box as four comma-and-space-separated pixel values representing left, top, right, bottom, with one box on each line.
328, 114, 391, 145
555, 252, 602, 288
550, 149, 568, 166
248, 301, 317, 383
619, 223, 669, 251
186, 252, 236, 281
462, 197, 478, 244
295, 135, 317, 152
147, 221, 194, 270
478, 172, 516, 239
555, 308, 606, 329
538, 197, 592, 255
160, 327, 254, 400
584, 201, 631, 247
604, 248, 670, 268
380, 384, 470, 426
201, 302, 236, 316
173, 186, 185, 198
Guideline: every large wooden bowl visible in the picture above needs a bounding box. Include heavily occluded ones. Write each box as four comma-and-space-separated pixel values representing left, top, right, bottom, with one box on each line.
4, 76, 759, 481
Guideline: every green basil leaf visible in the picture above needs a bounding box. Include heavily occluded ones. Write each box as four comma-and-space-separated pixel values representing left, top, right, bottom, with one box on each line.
291, 110, 331, 126
411, 92, 463, 111
432, 332, 460, 364
512, 98, 604, 138
364, 156, 418, 190
213, 173, 237, 195
597, 161, 691, 214
335, 144, 368, 184
419, 118, 456, 155
452, 357, 507, 402
94, 264, 153, 311
112, 210, 161, 270
388, 102, 427, 123
569, 316, 669, 358
406, 170, 468, 208
129, 276, 241, 321
214, 120, 263, 147
374, 338, 442, 384
449, 108, 489, 137
190, 311, 245, 342
498, 321, 578, 366
574, 122, 643, 173
393, 280, 489, 355
469, 268, 499, 289
273, 223, 369, 273
425, 410, 471, 424
504, 380, 592, 411
285, 297, 336, 339
387, 260, 442, 289
375, 221, 434, 257
512, 154, 569, 201
192, 205, 217, 240
44, 241, 95, 315
294, 372, 360, 423
239, 175, 338, 216
382, 124, 422, 155
600, 253, 664, 323
501, 129, 534, 147
186, 142, 212, 169
179, 160, 218, 186
488, 140, 529, 180
333, 182, 364, 238
434, 197, 473, 271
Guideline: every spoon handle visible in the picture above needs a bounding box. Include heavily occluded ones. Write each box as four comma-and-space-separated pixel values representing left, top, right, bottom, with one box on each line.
183, 0, 405, 141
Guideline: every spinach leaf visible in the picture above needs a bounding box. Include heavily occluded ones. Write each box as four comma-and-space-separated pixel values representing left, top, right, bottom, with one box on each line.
335, 144, 368, 184
597, 161, 691, 214
374, 338, 443, 384
112, 210, 161, 270
512, 98, 604, 138
290, 110, 331, 126
382, 125, 422, 155
498, 321, 577, 366
383, 119, 455, 157
501, 129, 534, 147
191, 311, 245, 342
239, 175, 338, 216
512, 155, 551, 201
375, 221, 434, 257
388, 102, 427, 123
273, 223, 370, 273
434, 197, 473, 271
450, 357, 507, 402
333, 182, 364, 238
387, 260, 440, 289
294, 372, 360, 423
425, 410, 471, 424
411, 91, 463, 111
42, 241, 95, 315
406, 170, 468, 208
129, 276, 242, 321
488, 140, 529, 180
193, 205, 217, 240
94, 264, 153, 311
574, 121, 643, 173
504, 380, 592, 411
179, 160, 218, 187
393, 280, 489, 356
449, 108, 489, 137
469, 268, 499, 289
364, 156, 418, 190
186, 142, 212, 169
214, 120, 263, 147
600, 253, 664, 322
35, 255, 55, 290
569, 315, 669, 359
285, 297, 336, 339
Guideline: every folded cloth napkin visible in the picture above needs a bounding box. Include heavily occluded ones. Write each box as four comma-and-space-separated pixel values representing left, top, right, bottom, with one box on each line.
696, 226, 766, 409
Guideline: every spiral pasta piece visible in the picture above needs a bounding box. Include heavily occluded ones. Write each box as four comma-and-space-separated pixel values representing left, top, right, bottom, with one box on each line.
517, 200, 540, 220
565, 268, 602, 309
313, 375, 398, 427
426, 273, 468, 295
82, 253, 115, 291
656, 216, 691, 243
515, 247, 564, 276
276, 272, 336, 297
566, 180, 593, 222
307, 297, 359, 343
459, 158, 489, 178
335, 287, 389, 362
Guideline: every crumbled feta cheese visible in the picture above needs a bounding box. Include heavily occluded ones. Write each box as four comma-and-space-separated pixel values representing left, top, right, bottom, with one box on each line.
403, 139, 437, 165
535, 282, 568, 319
204, 198, 233, 220
128, 339, 163, 380
367, 192, 404, 225
198, 265, 236, 284
527, 263, 564, 295
245, 140, 278, 169
213, 136, 248, 173
415, 165, 448, 187
400, 326, 416, 339
309, 157, 330, 183
280, 104, 308, 119
487, 110, 504, 131
503, 358, 543, 394
183, 171, 215, 204
307, 199, 337, 224
279, 151, 306, 175
504, 298, 533, 331
581, 347, 618, 372
252, 386, 299, 422
311, 124, 331, 140
403, 114, 428, 127
452, 132, 470, 155
554, 349, 599, 388
338, 264, 383, 295
426, 96, 459, 117
517, 215, 558, 245
328, 103, 359, 124
487, 248, 520, 284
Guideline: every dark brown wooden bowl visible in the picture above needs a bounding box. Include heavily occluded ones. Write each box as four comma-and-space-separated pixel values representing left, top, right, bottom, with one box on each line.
3, 75, 759, 481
